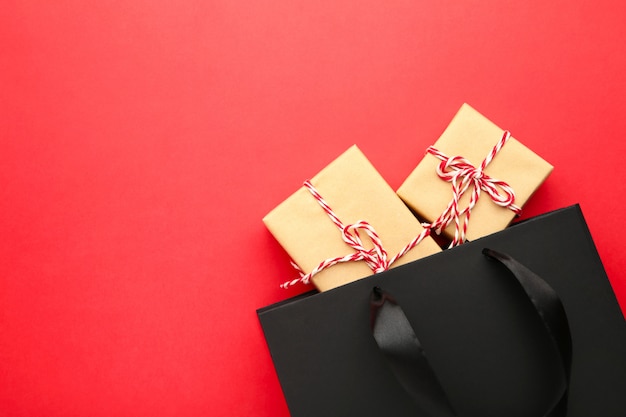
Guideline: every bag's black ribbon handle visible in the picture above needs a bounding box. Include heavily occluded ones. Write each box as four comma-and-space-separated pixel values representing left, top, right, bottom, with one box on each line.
370, 248, 572, 417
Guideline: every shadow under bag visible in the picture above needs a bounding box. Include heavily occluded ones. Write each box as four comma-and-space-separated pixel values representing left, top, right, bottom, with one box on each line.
257, 205, 626, 417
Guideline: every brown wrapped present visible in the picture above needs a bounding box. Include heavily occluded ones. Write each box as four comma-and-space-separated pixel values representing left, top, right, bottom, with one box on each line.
397, 103, 553, 244
263, 145, 441, 291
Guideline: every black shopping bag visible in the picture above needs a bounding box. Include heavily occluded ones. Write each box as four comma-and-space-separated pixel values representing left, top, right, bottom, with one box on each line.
257, 205, 626, 417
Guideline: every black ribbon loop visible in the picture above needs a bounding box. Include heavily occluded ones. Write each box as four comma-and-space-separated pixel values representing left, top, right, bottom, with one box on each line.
482, 248, 572, 417
370, 249, 572, 417
370, 287, 457, 416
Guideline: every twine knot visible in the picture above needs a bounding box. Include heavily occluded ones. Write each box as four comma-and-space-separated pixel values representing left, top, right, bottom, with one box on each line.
426, 130, 521, 246
341, 221, 389, 273
280, 180, 430, 289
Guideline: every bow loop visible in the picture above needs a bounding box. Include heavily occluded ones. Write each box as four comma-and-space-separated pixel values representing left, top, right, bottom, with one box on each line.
341, 221, 390, 273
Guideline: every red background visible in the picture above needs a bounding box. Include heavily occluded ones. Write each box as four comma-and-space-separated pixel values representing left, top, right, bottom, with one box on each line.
2, 1, 625, 416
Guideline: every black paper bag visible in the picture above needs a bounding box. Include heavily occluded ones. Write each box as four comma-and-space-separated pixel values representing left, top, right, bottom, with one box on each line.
258, 205, 626, 417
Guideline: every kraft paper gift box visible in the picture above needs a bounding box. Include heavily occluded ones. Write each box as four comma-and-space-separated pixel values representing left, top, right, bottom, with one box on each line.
397, 103, 553, 243
263, 145, 441, 291
258, 205, 626, 417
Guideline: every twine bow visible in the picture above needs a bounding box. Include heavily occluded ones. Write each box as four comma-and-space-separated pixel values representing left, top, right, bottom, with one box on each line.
426, 130, 521, 247
280, 180, 430, 289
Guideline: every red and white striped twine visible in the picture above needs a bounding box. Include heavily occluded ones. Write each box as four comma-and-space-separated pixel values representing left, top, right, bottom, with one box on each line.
280, 131, 518, 288
426, 130, 521, 247
280, 180, 431, 289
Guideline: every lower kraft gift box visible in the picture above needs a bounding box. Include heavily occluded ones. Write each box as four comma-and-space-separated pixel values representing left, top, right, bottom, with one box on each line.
257, 205, 626, 417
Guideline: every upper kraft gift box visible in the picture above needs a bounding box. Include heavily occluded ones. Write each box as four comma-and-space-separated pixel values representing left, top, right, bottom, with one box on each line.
263, 145, 441, 291
397, 103, 553, 244
258, 205, 626, 417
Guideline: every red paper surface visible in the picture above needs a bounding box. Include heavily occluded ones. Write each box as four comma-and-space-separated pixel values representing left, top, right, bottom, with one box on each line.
1, 1, 625, 416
